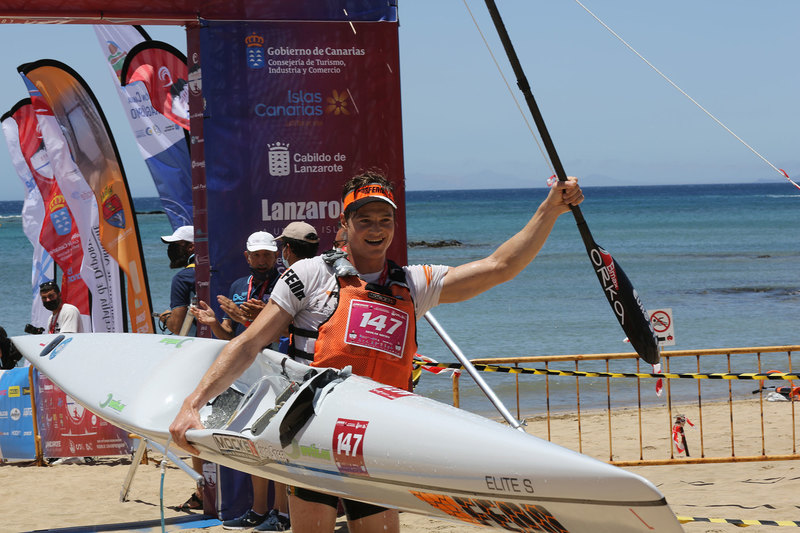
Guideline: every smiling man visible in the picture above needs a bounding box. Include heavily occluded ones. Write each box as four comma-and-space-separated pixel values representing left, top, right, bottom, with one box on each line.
170, 169, 583, 533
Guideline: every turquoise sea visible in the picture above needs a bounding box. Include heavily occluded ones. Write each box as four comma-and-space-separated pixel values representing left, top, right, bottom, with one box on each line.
1, 182, 799, 416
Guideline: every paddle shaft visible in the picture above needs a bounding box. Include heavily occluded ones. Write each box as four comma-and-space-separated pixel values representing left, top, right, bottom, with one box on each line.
483, 0, 588, 231
146, 437, 203, 484
179, 296, 197, 336
424, 311, 524, 431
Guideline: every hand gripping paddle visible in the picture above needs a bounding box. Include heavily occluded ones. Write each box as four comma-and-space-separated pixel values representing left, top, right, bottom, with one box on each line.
484, 0, 660, 364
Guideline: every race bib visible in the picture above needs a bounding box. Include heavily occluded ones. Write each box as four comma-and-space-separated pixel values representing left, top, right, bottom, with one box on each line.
345, 300, 408, 358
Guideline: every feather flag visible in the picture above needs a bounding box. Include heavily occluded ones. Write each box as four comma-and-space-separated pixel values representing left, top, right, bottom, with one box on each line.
120, 41, 190, 131
20, 60, 155, 334
94, 25, 192, 230
19, 66, 123, 333
2, 101, 56, 329
3, 99, 91, 331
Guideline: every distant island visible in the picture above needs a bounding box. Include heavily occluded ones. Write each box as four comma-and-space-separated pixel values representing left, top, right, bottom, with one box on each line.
408, 239, 462, 248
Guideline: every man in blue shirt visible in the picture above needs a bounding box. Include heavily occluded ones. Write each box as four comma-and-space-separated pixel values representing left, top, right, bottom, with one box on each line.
158, 225, 196, 336
158, 225, 204, 510
193, 231, 279, 340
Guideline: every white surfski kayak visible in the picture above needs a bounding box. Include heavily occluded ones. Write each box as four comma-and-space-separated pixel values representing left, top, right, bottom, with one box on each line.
13, 333, 683, 532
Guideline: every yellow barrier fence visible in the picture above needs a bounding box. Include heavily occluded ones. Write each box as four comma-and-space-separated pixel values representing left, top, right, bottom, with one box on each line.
434, 345, 800, 466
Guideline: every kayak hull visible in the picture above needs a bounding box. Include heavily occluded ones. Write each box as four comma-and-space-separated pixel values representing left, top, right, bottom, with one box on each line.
12, 333, 683, 532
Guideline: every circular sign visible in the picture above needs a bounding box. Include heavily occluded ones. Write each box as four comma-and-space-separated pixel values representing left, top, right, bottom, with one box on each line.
651, 310, 671, 333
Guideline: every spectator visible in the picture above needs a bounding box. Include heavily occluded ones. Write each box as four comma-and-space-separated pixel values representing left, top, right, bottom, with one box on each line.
218, 224, 319, 531
39, 280, 84, 334
158, 225, 197, 336
276, 221, 320, 268
193, 231, 279, 340
157, 225, 203, 510
332, 226, 347, 252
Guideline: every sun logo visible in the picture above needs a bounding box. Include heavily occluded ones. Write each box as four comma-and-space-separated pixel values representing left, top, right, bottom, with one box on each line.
326, 90, 350, 115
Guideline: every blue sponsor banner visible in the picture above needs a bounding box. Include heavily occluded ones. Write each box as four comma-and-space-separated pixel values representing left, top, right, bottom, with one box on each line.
0, 367, 36, 461
199, 15, 405, 312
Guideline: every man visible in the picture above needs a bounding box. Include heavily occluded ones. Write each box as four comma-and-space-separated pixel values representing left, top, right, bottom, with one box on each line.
193, 231, 280, 340
158, 225, 196, 336
276, 221, 320, 269
38, 280, 93, 465
170, 171, 583, 532
157, 224, 204, 510
332, 226, 347, 252
213, 224, 319, 531
39, 280, 84, 334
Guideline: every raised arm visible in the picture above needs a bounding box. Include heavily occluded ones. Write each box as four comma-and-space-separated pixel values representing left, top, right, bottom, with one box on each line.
169, 299, 293, 453
439, 178, 583, 304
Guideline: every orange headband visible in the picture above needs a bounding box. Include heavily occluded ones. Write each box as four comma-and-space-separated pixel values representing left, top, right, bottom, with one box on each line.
342, 183, 397, 214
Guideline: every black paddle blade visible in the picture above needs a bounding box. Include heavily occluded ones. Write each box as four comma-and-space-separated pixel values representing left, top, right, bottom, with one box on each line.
588, 243, 660, 364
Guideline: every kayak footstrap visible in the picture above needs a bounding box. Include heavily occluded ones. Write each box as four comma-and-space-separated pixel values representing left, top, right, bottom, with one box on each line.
279, 368, 341, 447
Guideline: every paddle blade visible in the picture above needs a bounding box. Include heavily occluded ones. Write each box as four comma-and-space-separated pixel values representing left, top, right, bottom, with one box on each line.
588, 244, 660, 364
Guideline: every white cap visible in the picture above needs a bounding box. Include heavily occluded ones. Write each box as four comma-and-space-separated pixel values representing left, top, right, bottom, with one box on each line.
246, 231, 278, 252
161, 225, 194, 243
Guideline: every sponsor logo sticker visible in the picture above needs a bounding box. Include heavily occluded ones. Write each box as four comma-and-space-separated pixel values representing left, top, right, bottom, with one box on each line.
99, 393, 126, 413
369, 386, 414, 400
48, 336, 73, 360
287, 440, 332, 462
411, 491, 569, 533
211, 433, 287, 465
159, 337, 194, 349
332, 418, 369, 476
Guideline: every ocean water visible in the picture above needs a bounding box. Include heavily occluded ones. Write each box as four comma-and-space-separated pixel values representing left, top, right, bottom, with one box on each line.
2, 182, 799, 416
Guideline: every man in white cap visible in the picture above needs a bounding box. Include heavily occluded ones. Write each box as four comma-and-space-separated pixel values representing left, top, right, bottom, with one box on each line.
158, 225, 196, 336
192, 231, 285, 530
158, 225, 206, 511
193, 231, 279, 340
219, 223, 319, 532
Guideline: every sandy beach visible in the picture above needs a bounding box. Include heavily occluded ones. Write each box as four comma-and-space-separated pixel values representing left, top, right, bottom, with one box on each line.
3, 397, 799, 533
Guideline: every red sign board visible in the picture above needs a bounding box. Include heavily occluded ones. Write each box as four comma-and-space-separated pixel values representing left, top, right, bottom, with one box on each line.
33, 371, 131, 458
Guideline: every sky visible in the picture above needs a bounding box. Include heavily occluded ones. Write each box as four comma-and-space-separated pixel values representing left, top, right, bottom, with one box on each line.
0, 0, 798, 200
